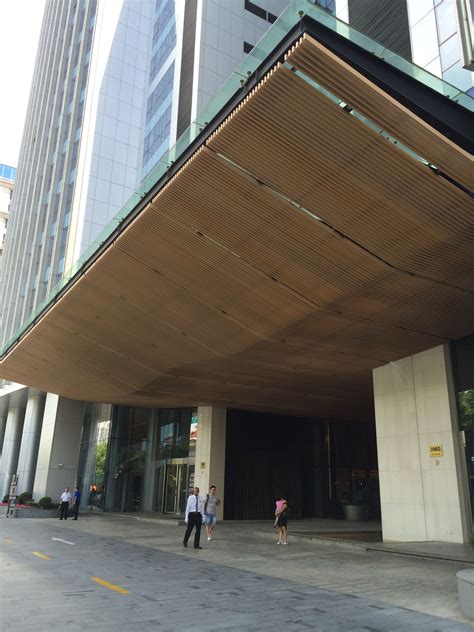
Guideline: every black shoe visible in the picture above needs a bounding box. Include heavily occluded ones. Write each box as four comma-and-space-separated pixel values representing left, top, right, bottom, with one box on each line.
74, 518, 77, 520
194, 546, 202, 549
183, 542, 187, 548
59, 518, 63, 520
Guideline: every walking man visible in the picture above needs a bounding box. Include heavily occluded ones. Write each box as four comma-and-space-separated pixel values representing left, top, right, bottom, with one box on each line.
72, 486, 81, 520
59, 487, 72, 520
183, 487, 205, 549
204, 485, 221, 541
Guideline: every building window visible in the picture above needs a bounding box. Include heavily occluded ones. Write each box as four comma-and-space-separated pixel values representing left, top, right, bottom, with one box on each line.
149, 28, 176, 83
244, 0, 277, 23
153, 0, 174, 47
143, 104, 172, 164
146, 63, 174, 125
243, 41, 254, 54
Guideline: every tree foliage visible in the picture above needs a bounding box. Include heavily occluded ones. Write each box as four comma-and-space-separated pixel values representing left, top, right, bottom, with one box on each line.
95, 442, 108, 477
458, 389, 474, 429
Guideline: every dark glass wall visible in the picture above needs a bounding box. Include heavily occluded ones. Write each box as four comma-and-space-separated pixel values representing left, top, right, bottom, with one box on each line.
348, 0, 412, 60
451, 335, 474, 520
104, 406, 153, 512
224, 409, 378, 520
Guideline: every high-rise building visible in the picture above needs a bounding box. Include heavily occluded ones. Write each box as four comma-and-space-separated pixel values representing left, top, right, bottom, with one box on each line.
0, 0, 291, 499
0, 0, 472, 543
1, 0, 290, 347
0, 165, 15, 258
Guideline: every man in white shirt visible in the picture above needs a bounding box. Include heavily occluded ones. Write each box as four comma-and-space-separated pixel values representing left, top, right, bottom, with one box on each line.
183, 487, 205, 549
59, 487, 72, 520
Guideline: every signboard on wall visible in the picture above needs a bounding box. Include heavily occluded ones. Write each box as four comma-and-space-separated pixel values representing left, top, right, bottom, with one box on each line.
429, 445, 443, 457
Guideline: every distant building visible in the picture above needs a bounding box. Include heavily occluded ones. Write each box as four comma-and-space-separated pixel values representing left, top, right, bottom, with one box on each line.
0, 164, 15, 258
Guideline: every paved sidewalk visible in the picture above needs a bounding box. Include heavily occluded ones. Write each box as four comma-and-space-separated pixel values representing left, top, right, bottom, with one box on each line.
107, 513, 474, 563
1, 515, 473, 631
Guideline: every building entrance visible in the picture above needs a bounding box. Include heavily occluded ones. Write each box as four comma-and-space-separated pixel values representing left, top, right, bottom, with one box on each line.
224, 409, 380, 521
154, 459, 195, 514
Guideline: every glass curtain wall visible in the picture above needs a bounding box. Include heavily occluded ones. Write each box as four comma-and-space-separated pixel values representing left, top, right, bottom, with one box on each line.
102, 405, 197, 514
76, 402, 112, 509
104, 406, 154, 513
150, 408, 197, 514
451, 335, 474, 520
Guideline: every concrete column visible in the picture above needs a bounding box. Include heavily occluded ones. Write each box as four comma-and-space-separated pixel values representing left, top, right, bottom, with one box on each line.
16, 390, 46, 495
33, 394, 85, 503
0, 404, 26, 499
373, 344, 471, 543
195, 406, 226, 520
0, 413, 7, 457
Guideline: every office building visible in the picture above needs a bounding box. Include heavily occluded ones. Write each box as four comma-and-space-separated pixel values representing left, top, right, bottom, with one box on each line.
0, 0, 473, 544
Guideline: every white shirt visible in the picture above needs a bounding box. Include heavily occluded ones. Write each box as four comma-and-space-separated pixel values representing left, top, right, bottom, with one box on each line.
184, 494, 205, 523
60, 492, 72, 502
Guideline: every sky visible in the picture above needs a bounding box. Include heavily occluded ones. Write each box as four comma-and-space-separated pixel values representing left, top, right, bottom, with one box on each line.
0, 0, 45, 167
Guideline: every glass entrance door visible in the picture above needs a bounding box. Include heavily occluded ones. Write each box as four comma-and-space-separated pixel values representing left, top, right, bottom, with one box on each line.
164, 464, 178, 513
155, 460, 194, 514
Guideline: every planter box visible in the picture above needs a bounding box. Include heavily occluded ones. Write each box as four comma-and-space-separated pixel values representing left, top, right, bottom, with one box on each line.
8, 507, 58, 519
342, 504, 369, 521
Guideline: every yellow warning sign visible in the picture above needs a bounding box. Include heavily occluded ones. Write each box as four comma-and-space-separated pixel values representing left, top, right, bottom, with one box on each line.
429, 445, 443, 457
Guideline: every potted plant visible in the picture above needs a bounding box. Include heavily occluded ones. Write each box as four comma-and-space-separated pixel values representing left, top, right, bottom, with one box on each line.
340, 480, 369, 521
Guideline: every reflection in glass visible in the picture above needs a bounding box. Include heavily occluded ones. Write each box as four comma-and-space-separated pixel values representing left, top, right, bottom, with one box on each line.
440, 34, 462, 71
100, 406, 197, 514
435, 0, 458, 43
451, 335, 474, 520
410, 10, 440, 67
76, 403, 112, 510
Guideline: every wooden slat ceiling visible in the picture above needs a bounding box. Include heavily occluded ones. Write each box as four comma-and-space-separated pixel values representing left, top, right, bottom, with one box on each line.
1, 35, 473, 419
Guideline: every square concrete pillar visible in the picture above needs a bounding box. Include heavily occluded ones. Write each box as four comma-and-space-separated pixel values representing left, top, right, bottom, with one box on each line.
373, 344, 471, 543
33, 394, 85, 502
195, 406, 226, 520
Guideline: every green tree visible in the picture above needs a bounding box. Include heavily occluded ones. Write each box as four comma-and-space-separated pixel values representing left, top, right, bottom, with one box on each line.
95, 442, 108, 479
458, 389, 474, 429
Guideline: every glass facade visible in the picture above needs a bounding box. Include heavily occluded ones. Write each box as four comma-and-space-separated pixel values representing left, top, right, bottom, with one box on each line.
151, 408, 197, 514
80, 405, 198, 514
451, 335, 474, 520
76, 402, 112, 510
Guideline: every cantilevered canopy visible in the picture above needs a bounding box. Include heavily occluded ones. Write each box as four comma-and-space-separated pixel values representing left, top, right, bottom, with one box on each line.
1, 34, 473, 418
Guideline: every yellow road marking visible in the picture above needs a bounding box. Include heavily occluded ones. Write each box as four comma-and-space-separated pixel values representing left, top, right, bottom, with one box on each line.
3, 538, 13, 544
32, 552, 51, 560
90, 576, 129, 594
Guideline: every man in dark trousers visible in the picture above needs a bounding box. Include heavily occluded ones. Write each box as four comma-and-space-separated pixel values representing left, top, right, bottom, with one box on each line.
72, 486, 81, 520
183, 486, 205, 549
59, 487, 72, 520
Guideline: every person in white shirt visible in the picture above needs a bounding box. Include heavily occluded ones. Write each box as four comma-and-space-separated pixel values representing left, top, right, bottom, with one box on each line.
183, 487, 205, 549
59, 487, 72, 520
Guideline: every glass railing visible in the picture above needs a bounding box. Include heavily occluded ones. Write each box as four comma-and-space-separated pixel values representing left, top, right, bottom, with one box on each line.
1, 0, 472, 358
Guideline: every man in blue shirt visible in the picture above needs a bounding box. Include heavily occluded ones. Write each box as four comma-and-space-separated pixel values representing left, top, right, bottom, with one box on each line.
72, 486, 81, 520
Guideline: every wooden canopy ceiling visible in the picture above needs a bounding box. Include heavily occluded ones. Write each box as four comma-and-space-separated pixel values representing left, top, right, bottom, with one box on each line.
1, 35, 473, 419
